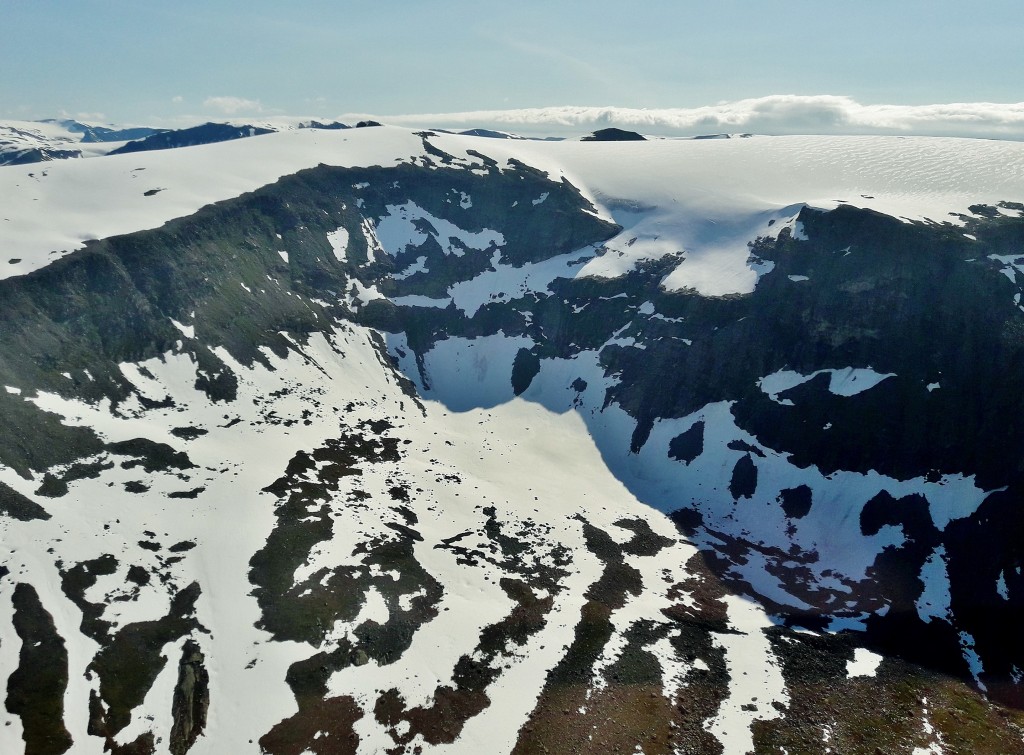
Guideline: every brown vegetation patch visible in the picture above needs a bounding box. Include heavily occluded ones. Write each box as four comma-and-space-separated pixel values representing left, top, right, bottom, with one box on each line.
755, 628, 1024, 754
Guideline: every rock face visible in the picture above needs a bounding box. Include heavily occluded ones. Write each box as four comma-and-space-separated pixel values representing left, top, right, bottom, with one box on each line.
5, 584, 73, 755
170, 641, 209, 755
1, 129, 1024, 753
580, 127, 646, 141
107, 123, 276, 155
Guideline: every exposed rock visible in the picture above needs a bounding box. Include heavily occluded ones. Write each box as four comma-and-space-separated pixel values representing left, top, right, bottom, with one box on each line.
5, 584, 73, 755
581, 128, 647, 141
170, 640, 209, 755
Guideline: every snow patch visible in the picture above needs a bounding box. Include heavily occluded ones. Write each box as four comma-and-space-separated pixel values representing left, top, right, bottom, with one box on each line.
170, 319, 195, 339
374, 200, 503, 258
391, 255, 429, 280
705, 595, 787, 755
758, 367, 896, 403
326, 227, 350, 262
916, 547, 952, 622
846, 647, 883, 678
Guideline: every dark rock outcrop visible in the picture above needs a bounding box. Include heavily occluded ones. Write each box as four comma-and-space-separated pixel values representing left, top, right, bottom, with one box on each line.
581, 127, 646, 141
170, 640, 210, 755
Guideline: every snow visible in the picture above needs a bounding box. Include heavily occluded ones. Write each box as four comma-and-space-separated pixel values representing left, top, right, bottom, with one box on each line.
114, 636, 184, 749
413, 332, 533, 411
0, 328, 415, 753
328, 399, 693, 755
987, 254, 1024, 310
588, 525, 696, 698
359, 218, 383, 264
997, 572, 1009, 600
573, 204, 798, 296
355, 587, 389, 626
387, 293, 450, 309
374, 201, 504, 258
916, 547, 952, 622
446, 248, 595, 317
170, 318, 195, 339
704, 595, 787, 755
828, 367, 896, 396
16, 320, 748, 754
471, 351, 995, 616
912, 697, 949, 755
326, 227, 350, 262
504, 134, 1024, 226
0, 119, 128, 162
653, 208, 793, 296
392, 255, 429, 280
387, 240, 595, 316
758, 367, 896, 403
0, 127, 429, 280
959, 632, 987, 691
344, 279, 385, 310
846, 647, 884, 678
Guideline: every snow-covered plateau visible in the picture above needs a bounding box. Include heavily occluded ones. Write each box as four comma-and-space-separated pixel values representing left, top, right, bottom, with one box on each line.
2, 123, 1024, 754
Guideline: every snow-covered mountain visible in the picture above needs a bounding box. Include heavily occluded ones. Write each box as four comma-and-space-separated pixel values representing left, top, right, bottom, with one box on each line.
2, 125, 1024, 754
0, 120, 166, 166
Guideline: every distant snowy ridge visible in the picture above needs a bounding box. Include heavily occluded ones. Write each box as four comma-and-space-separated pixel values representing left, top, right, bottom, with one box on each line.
0, 119, 151, 165
0, 117, 354, 167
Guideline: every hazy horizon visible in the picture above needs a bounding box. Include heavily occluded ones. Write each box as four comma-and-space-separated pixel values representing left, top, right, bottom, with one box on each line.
5, 0, 1023, 134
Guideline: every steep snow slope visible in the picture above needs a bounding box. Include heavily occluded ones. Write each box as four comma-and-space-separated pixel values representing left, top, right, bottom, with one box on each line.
2, 127, 1024, 755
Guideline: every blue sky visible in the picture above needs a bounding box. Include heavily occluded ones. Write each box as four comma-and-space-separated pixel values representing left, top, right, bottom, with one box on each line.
4, 0, 1023, 130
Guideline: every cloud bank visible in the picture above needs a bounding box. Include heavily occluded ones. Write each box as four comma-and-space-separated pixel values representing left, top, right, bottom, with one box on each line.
343, 95, 1024, 140
204, 96, 263, 115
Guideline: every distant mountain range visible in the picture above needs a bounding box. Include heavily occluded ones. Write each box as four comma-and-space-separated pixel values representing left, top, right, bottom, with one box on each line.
0, 118, 570, 167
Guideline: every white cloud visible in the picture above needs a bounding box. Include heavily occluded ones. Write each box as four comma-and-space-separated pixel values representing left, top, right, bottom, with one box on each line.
172, 95, 184, 104
203, 96, 263, 115
342, 95, 1024, 140
57, 109, 106, 124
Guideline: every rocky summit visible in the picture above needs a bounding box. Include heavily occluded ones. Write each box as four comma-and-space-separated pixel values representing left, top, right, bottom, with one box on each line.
1, 124, 1024, 754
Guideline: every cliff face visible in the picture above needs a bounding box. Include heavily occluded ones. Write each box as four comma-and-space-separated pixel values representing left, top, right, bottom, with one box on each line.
2, 130, 1024, 754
